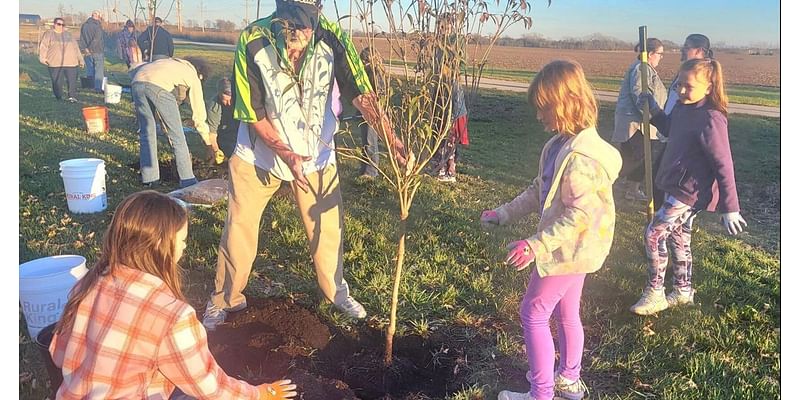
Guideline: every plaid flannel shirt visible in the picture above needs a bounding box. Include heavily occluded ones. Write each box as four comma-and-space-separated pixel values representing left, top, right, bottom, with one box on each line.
50, 265, 260, 399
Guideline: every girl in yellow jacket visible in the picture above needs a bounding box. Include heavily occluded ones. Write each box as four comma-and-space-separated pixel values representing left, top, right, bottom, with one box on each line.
482, 60, 622, 400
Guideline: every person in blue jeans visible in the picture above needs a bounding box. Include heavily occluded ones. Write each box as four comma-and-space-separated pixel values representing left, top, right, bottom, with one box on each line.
78, 10, 106, 91
130, 57, 212, 188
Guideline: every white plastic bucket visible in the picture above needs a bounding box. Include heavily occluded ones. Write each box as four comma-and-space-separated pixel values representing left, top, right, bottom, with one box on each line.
19, 255, 88, 339
104, 84, 122, 104
59, 158, 107, 214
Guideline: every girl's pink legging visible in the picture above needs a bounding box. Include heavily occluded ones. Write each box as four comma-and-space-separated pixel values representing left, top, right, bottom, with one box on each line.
520, 268, 587, 400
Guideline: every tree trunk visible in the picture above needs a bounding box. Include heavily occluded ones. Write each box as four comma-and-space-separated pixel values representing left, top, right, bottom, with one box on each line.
384, 208, 408, 366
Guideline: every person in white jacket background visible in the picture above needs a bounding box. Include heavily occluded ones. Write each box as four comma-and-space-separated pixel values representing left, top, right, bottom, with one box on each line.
130, 57, 211, 188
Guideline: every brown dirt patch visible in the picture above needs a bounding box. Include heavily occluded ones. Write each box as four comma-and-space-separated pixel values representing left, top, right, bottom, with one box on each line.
206, 298, 505, 399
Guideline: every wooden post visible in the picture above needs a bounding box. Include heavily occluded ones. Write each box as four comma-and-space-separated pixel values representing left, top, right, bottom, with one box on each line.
638, 25, 654, 221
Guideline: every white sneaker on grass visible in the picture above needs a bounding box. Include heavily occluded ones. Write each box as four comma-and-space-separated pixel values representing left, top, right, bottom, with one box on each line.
202, 300, 247, 331
554, 374, 588, 400
666, 288, 695, 306
630, 287, 669, 315
333, 296, 367, 319
497, 390, 533, 400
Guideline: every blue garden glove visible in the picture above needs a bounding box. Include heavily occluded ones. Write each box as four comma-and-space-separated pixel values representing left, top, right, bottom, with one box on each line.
720, 212, 748, 235
637, 92, 663, 116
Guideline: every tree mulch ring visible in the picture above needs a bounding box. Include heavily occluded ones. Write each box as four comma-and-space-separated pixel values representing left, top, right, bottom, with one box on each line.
205, 297, 497, 399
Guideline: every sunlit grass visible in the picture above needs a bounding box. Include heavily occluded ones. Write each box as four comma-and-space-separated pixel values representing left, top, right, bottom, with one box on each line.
19, 48, 779, 399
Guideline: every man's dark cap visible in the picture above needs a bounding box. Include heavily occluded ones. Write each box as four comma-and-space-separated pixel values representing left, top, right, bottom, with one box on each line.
275, 0, 320, 29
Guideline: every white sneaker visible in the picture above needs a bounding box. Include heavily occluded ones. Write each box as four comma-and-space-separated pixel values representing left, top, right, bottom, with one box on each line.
497, 390, 533, 400
202, 300, 247, 331
554, 374, 588, 400
436, 174, 456, 183
630, 287, 669, 315
333, 296, 367, 319
666, 288, 695, 306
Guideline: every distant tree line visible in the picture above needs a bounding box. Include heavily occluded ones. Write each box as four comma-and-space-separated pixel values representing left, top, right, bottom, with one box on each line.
349, 31, 653, 51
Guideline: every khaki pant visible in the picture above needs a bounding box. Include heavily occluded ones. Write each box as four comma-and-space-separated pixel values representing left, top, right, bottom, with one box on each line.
210, 155, 350, 309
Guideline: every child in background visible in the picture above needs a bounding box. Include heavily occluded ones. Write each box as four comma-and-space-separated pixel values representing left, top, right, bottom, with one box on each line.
128, 38, 143, 70
357, 47, 385, 179
432, 78, 469, 183
630, 58, 747, 315
50, 191, 297, 400
481, 60, 621, 400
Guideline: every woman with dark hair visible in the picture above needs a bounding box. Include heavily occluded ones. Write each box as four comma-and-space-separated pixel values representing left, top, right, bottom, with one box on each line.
38, 17, 84, 102
611, 37, 667, 202
664, 34, 713, 115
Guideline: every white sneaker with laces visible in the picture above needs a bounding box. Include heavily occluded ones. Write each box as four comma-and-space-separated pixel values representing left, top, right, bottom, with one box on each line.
666, 288, 695, 306
630, 287, 669, 315
554, 374, 588, 400
202, 300, 247, 331
333, 296, 367, 319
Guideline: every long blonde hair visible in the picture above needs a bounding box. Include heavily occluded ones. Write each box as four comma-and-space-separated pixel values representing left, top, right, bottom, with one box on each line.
528, 59, 598, 135
680, 58, 728, 115
55, 191, 188, 335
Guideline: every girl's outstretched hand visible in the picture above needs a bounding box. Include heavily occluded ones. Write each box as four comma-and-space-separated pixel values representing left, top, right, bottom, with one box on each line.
720, 212, 748, 235
505, 240, 535, 271
258, 379, 298, 400
480, 210, 499, 229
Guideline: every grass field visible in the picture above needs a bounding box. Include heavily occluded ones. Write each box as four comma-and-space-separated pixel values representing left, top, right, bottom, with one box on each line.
461, 67, 780, 107
20, 24, 780, 107
18, 46, 780, 399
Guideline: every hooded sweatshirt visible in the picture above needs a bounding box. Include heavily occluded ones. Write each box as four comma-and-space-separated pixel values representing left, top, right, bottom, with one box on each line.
494, 126, 622, 277
78, 17, 105, 54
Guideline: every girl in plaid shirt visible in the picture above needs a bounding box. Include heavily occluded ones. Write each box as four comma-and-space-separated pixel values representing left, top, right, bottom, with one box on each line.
50, 191, 297, 399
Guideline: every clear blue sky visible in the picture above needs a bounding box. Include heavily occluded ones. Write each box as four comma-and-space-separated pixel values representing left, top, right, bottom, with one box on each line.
19, 0, 780, 47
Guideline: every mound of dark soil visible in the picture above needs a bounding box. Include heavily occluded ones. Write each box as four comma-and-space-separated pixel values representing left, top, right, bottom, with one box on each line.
205, 298, 496, 400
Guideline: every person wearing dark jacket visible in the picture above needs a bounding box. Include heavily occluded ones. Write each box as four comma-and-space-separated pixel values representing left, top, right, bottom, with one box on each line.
78, 10, 105, 91
630, 58, 747, 317
138, 17, 174, 62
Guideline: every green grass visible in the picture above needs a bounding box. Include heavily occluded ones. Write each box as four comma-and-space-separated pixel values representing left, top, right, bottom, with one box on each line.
469, 67, 780, 108
19, 48, 780, 399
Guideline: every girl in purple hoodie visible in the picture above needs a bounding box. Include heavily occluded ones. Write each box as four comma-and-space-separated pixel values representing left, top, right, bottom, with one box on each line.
630, 58, 747, 316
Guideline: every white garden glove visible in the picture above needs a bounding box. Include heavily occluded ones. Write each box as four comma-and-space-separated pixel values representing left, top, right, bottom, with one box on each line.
720, 212, 747, 235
